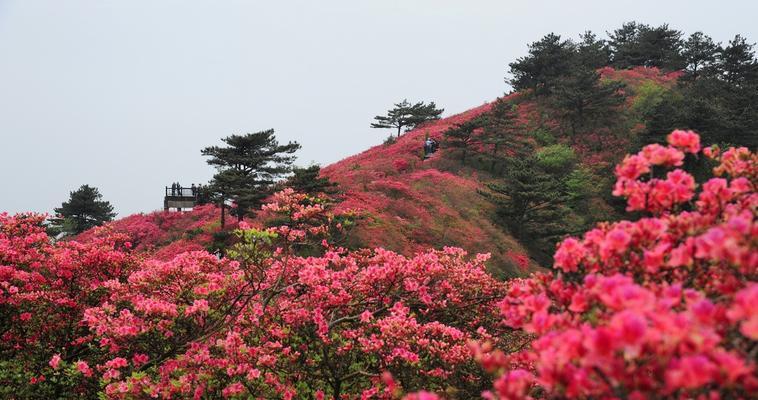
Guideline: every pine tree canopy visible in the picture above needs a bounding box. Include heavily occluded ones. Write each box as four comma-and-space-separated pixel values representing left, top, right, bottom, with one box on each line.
202, 129, 300, 222
287, 165, 338, 196
50, 184, 115, 236
371, 99, 444, 137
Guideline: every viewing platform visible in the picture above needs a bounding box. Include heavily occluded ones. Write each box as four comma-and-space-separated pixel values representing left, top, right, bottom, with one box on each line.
164, 186, 198, 211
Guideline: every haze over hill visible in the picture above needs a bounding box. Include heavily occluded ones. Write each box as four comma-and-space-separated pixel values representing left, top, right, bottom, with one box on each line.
2, 0, 757, 216
1, 6, 757, 397
80, 65, 688, 277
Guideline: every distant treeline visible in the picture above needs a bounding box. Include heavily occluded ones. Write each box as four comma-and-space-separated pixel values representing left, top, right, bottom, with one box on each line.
508, 21, 758, 148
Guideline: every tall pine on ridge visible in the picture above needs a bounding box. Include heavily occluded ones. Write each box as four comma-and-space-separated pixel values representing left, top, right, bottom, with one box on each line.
202, 130, 300, 225
371, 100, 444, 138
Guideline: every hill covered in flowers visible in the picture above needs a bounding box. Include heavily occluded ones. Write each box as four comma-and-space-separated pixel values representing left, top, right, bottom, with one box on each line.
77, 67, 684, 277
321, 67, 684, 275
1, 130, 755, 399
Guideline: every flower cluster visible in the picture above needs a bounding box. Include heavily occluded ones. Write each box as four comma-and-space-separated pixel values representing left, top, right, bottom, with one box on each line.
1, 130, 754, 399
612, 130, 702, 214
480, 131, 757, 399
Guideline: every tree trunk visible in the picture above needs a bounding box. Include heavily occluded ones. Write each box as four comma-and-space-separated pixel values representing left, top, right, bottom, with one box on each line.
220, 202, 226, 228
397, 125, 402, 138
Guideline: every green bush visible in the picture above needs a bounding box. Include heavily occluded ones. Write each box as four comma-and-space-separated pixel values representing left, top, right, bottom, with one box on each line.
632, 81, 668, 117
528, 128, 556, 146
564, 167, 599, 202
535, 144, 576, 173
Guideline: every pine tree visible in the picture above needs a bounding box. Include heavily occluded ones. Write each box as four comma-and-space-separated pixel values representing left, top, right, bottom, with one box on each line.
551, 67, 626, 139
719, 35, 758, 86
484, 157, 571, 258
50, 185, 115, 236
607, 22, 643, 69
443, 116, 487, 165
286, 165, 338, 196
508, 33, 576, 95
682, 31, 721, 80
576, 31, 611, 69
481, 100, 529, 172
636, 23, 685, 70
206, 169, 243, 228
202, 129, 300, 224
609, 22, 684, 70
371, 100, 444, 138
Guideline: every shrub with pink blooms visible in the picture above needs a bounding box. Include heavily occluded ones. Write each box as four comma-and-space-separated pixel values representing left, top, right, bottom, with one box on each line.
1, 191, 513, 399
1, 130, 756, 399
473, 131, 757, 399
76, 191, 509, 398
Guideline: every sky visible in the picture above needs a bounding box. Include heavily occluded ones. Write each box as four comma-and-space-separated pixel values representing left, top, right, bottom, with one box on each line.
1, 0, 756, 216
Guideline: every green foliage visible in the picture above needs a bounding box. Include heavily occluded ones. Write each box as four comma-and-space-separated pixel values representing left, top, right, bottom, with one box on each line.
287, 165, 339, 197
575, 31, 611, 69
226, 228, 278, 265
608, 22, 685, 70
528, 128, 556, 146
0, 359, 97, 399
632, 81, 668, 116
484, 157, 573, 261
535, 144, 577, 174
383, 135, 397, 146
202, 129, 300, 224
642, 70, 758, 149
719, 34, 758, 85
509, 23, 756, 150
509, 33, 577, 95
371, 99, 444, 137
49, 184, 115, 236
443, 116, 488, 165
564, 167, 599, 202
184, 227, 204, 240
682, 31, 721, 80
207, 230, 231, 255
551, 68, 626, 137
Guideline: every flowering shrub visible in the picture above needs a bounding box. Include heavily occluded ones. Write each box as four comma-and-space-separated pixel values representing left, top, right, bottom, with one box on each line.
76, 204, 225, 255
0, 213, 139, 397
394, 158, 411, 173
476, 131, 757, 399
0, 191, 513, 398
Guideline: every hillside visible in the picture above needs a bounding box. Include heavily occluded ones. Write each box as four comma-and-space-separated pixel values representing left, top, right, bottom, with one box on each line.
78, 67, 683, 277
320, 102, 530, 277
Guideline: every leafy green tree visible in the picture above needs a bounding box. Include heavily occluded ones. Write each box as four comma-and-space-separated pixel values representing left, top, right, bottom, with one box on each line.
49, 185, 115, 236
682, 31, 721, 80
371, 100, 444, 138
508, 33, 576, 95
535, 144, 577, 174
202, 129, 300, 223
551, 67, 626, 138
286, 165, 339, 196
484, 157, 571, 259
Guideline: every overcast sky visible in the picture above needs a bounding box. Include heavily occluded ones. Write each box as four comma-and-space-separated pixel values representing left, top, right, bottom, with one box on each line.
1, 0, 756, 216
